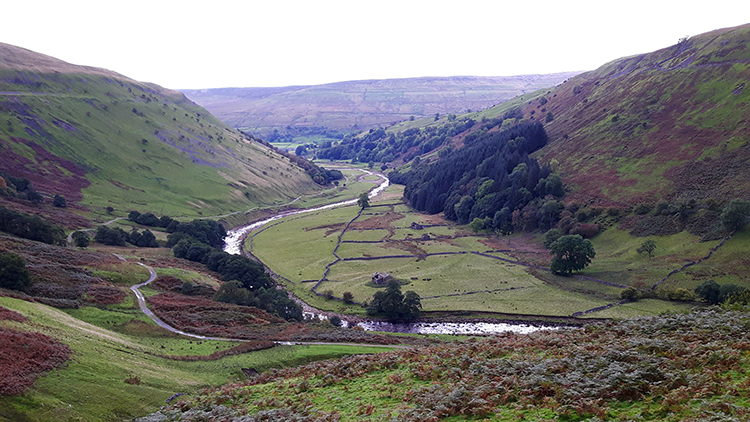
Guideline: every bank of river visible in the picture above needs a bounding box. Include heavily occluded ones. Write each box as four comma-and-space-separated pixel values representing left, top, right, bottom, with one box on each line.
222, 171, 558, 336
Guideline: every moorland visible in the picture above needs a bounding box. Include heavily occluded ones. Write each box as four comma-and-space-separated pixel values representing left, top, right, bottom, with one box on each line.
2, 22, 750, 422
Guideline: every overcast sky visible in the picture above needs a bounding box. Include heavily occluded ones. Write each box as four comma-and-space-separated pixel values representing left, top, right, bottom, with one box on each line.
2, 1, 749, 90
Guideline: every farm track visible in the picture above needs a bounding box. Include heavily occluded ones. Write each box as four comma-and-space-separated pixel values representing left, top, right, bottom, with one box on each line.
122, 253, 410, 348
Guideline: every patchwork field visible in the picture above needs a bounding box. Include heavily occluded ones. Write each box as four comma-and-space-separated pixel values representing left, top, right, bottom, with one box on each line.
247, 186, 731, 318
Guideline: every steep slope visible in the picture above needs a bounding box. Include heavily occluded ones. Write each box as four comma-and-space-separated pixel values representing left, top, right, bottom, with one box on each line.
182, 73, 580, 137
0, 43, 323, 218
531, 24, 750, 206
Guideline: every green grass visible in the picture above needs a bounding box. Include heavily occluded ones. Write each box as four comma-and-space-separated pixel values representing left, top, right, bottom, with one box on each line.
588, 228, 720, 288
0, 70, 324, 219
0, 296, 395, 422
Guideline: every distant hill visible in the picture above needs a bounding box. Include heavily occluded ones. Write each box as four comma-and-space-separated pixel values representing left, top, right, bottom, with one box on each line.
181, 73, 580, 138
0, 43, 323, 220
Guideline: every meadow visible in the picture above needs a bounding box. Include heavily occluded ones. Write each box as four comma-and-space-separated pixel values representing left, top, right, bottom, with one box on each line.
0, 296, 395, 422
247, 185, 732, 319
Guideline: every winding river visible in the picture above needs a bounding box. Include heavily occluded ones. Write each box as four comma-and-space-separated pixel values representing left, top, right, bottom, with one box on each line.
222, 170, 555, 335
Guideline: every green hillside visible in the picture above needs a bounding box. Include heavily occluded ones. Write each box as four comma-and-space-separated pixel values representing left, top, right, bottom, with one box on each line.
366, 24, 750, 210
0, 43, 324, 220
138, 308, 750, 421
534, 24, 750, 206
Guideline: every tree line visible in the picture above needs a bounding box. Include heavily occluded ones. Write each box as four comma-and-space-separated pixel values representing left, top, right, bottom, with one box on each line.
0, 207, 65, 246
163, 219, 303, 321
390, 122, 559, 234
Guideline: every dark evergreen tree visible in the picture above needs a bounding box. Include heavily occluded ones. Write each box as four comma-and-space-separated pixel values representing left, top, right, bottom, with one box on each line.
0, 252, 31, 291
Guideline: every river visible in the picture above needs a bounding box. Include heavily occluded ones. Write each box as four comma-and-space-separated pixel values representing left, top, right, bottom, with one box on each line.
222, 170, 555, 335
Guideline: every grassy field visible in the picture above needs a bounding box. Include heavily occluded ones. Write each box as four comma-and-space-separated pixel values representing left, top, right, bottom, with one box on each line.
251, 194, 695, 318
0, 69, 323, 220
244, 180, 750, 319
0, 296, 395, 422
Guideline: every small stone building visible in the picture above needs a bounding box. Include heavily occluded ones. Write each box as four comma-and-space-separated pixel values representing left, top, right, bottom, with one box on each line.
372, 272, 392, 286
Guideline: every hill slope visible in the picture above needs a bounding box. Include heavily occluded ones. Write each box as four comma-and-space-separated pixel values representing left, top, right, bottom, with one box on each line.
181, 73, 580, 136
0, 43, 323, 219
532, 23, 750, 206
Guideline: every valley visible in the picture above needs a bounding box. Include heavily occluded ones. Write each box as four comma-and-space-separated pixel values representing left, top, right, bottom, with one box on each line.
2, 22, 750, 422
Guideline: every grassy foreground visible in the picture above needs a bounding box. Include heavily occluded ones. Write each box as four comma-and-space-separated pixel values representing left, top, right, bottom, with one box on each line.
137, 308, 750, 421
0, 297, 394, 422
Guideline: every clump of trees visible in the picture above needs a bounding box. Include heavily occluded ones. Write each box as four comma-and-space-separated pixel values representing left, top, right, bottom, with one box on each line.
390, 122, 562, 235
166, 219, 226, 249
0, 252, 31, 291
128, 211, 175, 229
366, 280, 421, 322
0, 170, 42, 202
694, 280, 745, 305
71, 231, 90, 248
721, 199, 750, 232
315, 116, 480, 164
167, 223, 303, 321
94, 226, 129, 246
0, 207, 65, 245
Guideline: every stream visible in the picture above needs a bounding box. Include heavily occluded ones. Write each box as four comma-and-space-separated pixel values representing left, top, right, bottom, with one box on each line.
222, 170, 555, 336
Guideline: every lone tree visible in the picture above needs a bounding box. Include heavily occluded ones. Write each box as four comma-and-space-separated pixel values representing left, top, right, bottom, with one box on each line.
636, 240, 657, 259
549, 234, 596, 275
0, 252, 31, 291
357, 192, 370, 209
721, 199, 750, 232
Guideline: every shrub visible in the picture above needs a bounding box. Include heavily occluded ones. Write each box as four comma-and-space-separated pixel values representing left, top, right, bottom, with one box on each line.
543, 228, 561, 249
329, 316, 342, 327
620, 287, 642, 301
342, 291, 354, 304
71, 231, 90, 248
0, 252, 31, 291
633, 203, 653, 215
52, 194, 66, 208
569, 223, 599, 238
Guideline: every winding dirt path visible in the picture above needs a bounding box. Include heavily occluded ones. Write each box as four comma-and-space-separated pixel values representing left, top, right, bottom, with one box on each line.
122, 254, 409, 348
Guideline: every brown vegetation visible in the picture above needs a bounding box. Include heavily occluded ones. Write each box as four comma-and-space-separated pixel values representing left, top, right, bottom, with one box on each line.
0, 327, 71, 396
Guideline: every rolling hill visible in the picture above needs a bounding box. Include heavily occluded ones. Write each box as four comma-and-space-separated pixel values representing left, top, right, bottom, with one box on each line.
181, 73, 580, 138
528, 24, 750, 206
374, 23, 750, 210
0, 43, 325, 221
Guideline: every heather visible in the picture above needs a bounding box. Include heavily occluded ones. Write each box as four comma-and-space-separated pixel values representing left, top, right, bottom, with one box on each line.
143, 309, 750, 421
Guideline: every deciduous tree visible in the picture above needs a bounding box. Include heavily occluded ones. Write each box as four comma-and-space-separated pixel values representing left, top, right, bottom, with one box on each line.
636, 240, 657, 258
549, 234, 595, 275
